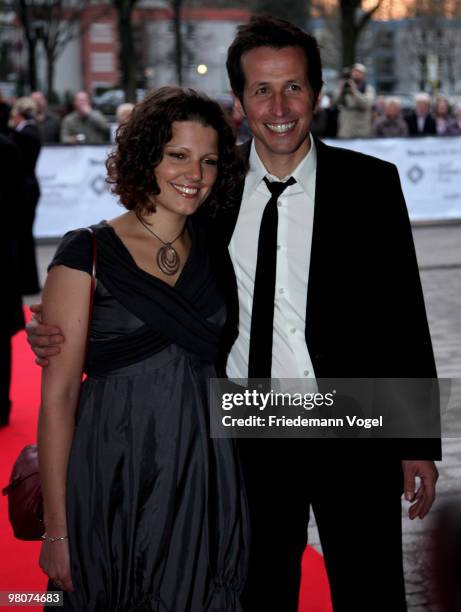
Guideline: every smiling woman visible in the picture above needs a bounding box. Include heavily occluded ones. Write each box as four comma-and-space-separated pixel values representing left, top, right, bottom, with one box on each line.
35, 87, 249, 611
106, 86, 245, 218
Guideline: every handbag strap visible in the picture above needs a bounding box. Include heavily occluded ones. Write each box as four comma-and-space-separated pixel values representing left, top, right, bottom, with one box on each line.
83, 227, 97, 369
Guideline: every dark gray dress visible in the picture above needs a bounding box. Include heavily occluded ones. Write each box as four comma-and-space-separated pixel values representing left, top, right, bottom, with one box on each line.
46, 221, 248, 611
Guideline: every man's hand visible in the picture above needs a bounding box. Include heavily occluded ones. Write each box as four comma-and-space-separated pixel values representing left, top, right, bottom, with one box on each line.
26, 304, 65, 367
402, 460, 439, 520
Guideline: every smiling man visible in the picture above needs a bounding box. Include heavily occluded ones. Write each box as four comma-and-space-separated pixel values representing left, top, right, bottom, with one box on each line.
213, 16, 440, 612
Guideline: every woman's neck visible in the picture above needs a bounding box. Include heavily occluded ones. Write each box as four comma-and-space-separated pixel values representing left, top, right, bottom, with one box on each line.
132, 209, 187, 244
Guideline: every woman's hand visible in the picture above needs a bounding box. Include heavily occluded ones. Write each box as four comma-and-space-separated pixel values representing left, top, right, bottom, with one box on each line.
39, 539, 74, 592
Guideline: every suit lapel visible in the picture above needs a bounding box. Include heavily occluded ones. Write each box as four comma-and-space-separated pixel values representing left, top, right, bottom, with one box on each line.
305, 137, 336, 373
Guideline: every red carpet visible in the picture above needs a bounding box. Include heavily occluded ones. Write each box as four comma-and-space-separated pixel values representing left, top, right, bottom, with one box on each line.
0, 311, 332, 610
0, 312, 47, 609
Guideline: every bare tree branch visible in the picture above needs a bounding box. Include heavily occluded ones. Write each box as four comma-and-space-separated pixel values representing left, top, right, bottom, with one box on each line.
356, 0, 385, 32
14, 0, 111, 97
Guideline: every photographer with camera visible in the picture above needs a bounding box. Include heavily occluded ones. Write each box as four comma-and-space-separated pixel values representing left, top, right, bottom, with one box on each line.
333, 62, 375, 138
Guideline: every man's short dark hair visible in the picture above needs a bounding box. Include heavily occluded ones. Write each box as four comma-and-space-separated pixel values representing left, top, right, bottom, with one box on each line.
226, 15, 323, 104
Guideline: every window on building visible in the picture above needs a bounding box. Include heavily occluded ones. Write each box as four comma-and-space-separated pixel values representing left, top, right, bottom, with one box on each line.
375, 29, 394, 50
376, 80, 395, 93
91, 52, 114, 73
90, 23, 113, 44
375, 57, 395, 77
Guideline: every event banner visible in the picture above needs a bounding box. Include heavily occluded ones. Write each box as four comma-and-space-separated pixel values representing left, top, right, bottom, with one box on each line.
34, 145, 119, 239
34, 138, 461, 238
326, 136, 461, 222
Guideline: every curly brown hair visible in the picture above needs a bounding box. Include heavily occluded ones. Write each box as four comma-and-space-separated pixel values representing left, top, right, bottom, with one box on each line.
106, 86, 247, 216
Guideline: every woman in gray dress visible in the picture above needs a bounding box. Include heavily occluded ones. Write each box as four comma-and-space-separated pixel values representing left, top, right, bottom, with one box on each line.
38, 87, 249, 611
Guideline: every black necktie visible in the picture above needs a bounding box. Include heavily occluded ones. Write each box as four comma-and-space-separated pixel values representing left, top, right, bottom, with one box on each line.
248, 176, 296, 379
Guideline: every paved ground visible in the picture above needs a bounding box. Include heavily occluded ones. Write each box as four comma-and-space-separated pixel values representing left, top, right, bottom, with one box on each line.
402, 225, 461, 611
32, 222, 461, 610
304, 223, 461, 611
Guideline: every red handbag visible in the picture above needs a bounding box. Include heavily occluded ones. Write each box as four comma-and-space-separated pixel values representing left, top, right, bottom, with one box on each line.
2, 444, 43, 540
2, 228, 97, 541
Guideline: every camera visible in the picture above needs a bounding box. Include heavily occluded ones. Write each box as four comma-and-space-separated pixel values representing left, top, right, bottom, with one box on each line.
341, 68, 351, 91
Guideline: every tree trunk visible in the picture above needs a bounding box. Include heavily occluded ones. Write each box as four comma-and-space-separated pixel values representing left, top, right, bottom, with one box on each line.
172, 0, 183, 86
116, 0, 136, 102
45, 47, 55, 101
255, 0, 311, 29
18, 0, 38, 91
26, 37, 38, 91
340, 1, 358, 68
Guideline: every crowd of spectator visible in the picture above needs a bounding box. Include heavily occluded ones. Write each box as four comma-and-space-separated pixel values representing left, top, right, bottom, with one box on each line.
2, 85, 461, 148
312, 74, 461, 140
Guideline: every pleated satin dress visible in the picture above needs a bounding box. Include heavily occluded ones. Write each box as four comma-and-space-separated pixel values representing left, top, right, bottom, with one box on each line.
45, 220, 249, 612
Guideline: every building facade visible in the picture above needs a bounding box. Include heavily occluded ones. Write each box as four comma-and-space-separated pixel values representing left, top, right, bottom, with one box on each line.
31, 3, 249, 100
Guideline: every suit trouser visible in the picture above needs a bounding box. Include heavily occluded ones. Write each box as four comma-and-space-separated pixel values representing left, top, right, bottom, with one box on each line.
238, 438, 407, 612
0, 334, 12, 424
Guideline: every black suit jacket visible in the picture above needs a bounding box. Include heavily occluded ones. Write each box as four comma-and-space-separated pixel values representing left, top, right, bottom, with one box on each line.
0, 134, 26, 336
405, 112, 437, 136
8, 122, 42, 209
202, 137, 440, 460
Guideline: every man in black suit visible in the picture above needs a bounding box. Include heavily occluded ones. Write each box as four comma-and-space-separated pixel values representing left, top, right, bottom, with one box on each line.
27, 16, 440, 612
8, 96, 42, 295
405, 92, 437, 136
208, 17, 440, 612
0, 134, 26, 425
0, 90, 11, 135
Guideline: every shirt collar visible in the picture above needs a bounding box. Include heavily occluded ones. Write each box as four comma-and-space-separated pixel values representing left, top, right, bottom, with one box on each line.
15, 119, 33, 132
246, 133, 317, 200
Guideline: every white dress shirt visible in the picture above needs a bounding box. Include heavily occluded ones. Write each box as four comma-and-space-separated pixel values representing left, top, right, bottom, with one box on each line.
417, 114, 426, 133
227, 134, 317, 381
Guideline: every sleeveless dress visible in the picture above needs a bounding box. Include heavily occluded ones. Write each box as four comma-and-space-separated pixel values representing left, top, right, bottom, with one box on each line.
45, 220, 249, 612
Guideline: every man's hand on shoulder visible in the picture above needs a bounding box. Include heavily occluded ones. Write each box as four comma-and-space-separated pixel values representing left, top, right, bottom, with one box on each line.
402, 460, 439, 520
26, 303, 65, 367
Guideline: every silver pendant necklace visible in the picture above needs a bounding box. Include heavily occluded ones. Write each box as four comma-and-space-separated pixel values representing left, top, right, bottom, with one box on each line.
136, 213, 185, 276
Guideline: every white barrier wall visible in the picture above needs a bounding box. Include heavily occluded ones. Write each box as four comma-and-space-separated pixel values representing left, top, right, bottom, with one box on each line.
34, 138, 461, 238
325, 137, 461, 223
35, 145, 117, 239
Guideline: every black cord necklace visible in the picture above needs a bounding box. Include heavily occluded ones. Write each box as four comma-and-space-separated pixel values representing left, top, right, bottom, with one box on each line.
136, 213, 185, 276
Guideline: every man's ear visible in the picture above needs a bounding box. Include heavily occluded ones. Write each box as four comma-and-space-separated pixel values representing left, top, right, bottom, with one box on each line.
313, 87, 323, 114
231, 93, 245, 118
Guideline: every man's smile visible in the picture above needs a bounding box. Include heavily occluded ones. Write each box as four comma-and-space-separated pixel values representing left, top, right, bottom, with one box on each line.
265, 121, 297, 134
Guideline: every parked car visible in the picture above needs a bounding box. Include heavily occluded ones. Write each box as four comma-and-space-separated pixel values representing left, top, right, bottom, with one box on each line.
92, 89, 145, 116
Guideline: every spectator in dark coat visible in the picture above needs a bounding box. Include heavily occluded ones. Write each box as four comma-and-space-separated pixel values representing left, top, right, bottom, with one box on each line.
406, 93, 436, 136
61, 91, 110, 144
31, 91, 61, 143
0, 133, 26, 426
446, 104, 461, 135
0, 90, 11, 135
8, 96, 42, 295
